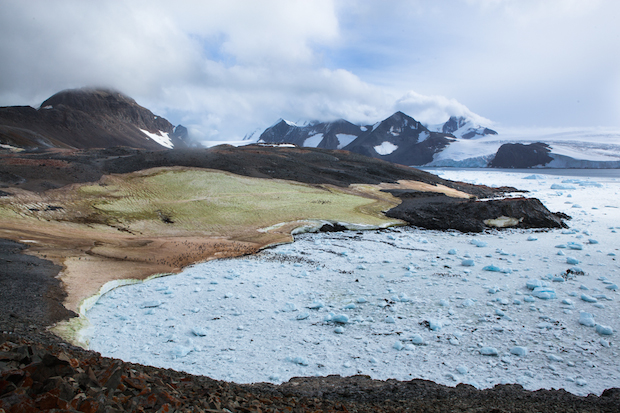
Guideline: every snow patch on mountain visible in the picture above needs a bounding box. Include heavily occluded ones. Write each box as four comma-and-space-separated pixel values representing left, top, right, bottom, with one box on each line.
304, 133, 324, 148
374, 141, 398, 155
139, 129, 174, 149
336, 134, 357, 149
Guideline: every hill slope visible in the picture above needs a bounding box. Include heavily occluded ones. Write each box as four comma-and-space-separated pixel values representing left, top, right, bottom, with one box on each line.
0, 88, 188, 150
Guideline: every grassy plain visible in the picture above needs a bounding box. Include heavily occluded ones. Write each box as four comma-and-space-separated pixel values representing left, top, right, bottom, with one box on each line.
0, 167, 404, 321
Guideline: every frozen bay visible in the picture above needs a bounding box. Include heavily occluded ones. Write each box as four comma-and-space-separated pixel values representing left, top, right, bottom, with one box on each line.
85, 169, 620, 396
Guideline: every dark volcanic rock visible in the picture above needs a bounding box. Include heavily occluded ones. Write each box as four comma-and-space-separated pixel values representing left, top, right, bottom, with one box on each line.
490, 142, 553, 168
384, 192, 569, 232
0, 88, 188, 150
0, 239, 76, 331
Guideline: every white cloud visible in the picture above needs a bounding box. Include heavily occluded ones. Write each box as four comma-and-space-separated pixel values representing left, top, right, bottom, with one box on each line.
394, 91, 491, 126
0, 0, 618, 144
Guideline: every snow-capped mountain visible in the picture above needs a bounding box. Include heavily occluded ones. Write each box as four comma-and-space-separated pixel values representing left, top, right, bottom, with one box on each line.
258, 111, 620, 169
342, 112, 455, 166
0, 88, 189, 150
432, 116, 498, 140
258, 118, 366, 149
258, 112, 455, 166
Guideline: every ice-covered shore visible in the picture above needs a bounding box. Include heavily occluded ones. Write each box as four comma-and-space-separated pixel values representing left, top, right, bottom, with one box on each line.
85, 169, 620, 396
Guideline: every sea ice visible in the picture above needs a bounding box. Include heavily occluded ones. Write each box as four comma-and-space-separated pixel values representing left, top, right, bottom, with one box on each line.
579, 312, 596, 327
510, 346, 528, 356
480, 347, 499, 356
595, 324, 613, 335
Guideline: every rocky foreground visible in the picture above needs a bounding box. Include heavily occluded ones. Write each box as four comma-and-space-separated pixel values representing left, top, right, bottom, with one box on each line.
2, 145, 616, 412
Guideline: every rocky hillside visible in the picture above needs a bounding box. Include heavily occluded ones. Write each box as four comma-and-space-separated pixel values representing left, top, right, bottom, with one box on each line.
0, 88, 189, 150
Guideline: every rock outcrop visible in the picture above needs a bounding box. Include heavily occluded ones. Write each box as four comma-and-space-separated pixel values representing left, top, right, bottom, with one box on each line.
489, 142, 553, 168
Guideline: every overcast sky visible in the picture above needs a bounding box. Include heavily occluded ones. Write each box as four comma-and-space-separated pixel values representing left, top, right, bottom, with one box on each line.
1, 0, 619, 141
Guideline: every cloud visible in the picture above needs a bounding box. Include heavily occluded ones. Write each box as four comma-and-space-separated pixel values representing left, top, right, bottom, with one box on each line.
394, 91, 491, 126
0, 0, 618, 144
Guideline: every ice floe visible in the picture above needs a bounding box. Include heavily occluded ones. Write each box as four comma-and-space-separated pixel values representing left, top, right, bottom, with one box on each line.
86, 169, 620, 396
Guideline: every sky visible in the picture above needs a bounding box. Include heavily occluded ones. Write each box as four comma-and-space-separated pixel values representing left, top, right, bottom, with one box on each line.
1, 0, 619, 142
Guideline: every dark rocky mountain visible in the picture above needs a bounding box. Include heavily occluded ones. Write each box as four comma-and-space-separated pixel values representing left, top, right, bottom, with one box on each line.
258, 118, 366, 149
489, 142, 553, 168
0, 88, 189, 150
342, 111, 456, 166
259, 111, 456, 166
440, 116, 498, 139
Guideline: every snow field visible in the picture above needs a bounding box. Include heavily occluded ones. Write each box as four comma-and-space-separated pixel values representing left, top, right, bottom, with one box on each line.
85, 170, 620, 396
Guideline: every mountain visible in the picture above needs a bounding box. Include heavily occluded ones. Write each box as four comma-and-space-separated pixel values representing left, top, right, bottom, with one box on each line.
258, 118, 366, 149
258, 111, 456, 166
257, 111, 620, 169
341, 112, 455, 165
436, 116, 498, 139
0, 88, 189, 150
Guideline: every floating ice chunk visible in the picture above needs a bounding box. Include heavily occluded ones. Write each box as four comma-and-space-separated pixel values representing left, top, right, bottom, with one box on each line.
141, 300, 163, 308
551, 184, 576, 190
605, 284, 618, 291
568, 242, 584, 250
449, 337, 460, 345
510, 346, 528, 356
526, 279, 546, 290
461, 299, 475, 307
552, 277, 565, 283
588, 239, 599, 244
576, 379, 587, 386
561, 298, 574, 306
393, 341, 405, 351
566, 257, 579, 265
429, 319, 443, 331
343, 303, 356, 310
532, 287, 556, 299
470, 239, 487, 247
385, 316, 396, 324
483, 265, 501, 272
557, 250, 565, 256
495, 309, 505, 317
448, 249, 458, 255
595, 324, 613, 335
581, 294, 598, 303
296, 312, 310, 320
523, 174, 544, 180
332, 314, 349, 324
555, 244, 567, 249
548, 354, 564, 362
579, 312, 596, 327
307, 301, 324, 309
527, 235, 538, 241
281, 302, 298, 312
439, 299, 450, 306
456, 365, 469, 374
334, 326, 345, 334
171, 345, 192, 358
601, 339, 610, 347
408, 334, 424, 345
461, 259, 475, 267
356, 297, 367, 304
480, 347, 498, 356
289, 356, 309, 366
191, 327, 208, 337
537, 322, 554, 329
